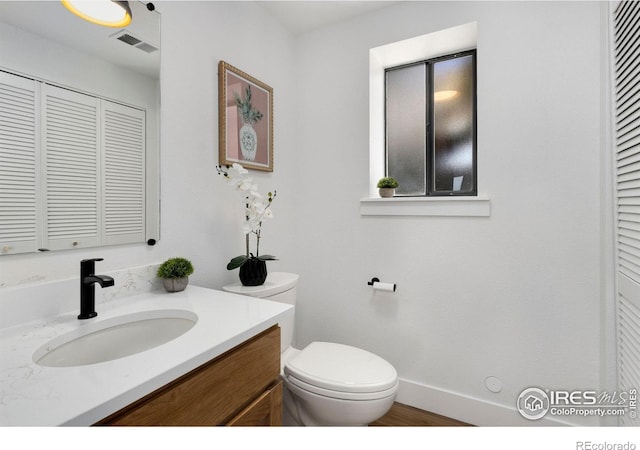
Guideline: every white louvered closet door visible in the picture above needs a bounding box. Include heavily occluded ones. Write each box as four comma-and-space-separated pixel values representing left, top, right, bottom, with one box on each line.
613, 0, 640, 427
102, 101, 145, 246
0, 72, 38, 255
42, 84, 100, 251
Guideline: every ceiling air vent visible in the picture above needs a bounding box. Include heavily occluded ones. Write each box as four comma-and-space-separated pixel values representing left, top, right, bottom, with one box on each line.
112, 30, 159, 53
134, 42, 158, 54
117, 33, 142, 46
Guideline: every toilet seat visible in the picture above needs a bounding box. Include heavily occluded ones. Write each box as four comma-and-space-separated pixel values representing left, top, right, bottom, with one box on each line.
283, 342, 398, 400
286, 373, 399, 401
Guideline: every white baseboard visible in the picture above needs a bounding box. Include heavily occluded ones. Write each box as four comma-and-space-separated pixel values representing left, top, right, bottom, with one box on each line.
395, 378, 593, 426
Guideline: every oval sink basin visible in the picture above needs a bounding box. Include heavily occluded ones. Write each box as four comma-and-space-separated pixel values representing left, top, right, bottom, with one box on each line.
33, 309, 198, 367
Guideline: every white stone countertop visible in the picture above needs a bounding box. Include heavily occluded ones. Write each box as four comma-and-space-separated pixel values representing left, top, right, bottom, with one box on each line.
0, 285, 293, 426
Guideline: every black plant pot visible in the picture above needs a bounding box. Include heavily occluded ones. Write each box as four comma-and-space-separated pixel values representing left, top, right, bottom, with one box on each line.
239, 257, 267, 286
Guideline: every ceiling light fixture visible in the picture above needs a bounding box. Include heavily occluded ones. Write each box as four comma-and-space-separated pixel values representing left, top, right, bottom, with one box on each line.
61, 0, 132, 28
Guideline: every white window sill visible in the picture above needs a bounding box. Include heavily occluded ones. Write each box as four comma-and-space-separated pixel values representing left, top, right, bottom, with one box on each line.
360, 195, 491, 217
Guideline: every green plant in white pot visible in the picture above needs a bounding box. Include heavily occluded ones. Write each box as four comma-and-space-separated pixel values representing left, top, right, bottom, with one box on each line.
157, 257, 194, 292
377, 177, 399, 198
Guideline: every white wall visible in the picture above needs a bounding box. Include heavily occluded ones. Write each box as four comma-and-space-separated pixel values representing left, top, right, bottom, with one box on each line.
291, 1, 604, 425
156, 1, 298, 290
0, 1, 607, 426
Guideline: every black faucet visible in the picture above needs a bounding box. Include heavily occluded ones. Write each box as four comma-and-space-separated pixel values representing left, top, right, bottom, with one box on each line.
79, 258, 115, 320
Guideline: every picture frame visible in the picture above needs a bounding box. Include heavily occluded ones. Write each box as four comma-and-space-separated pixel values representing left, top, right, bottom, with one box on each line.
218, 61, 274, 172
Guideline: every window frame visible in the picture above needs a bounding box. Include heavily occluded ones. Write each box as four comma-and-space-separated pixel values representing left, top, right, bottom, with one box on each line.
363, 22, 489, 217
384, 49, 478, 197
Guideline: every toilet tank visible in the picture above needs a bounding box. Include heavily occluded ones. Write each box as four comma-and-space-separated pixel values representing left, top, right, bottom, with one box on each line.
222, 272, 298, 353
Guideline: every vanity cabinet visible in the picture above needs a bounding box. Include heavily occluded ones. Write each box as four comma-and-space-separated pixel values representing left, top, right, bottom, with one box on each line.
98, 325, 282, 426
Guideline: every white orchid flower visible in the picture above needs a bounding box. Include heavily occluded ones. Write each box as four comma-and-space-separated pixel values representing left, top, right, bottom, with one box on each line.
237, 177, 254, 192
228, 163, 248, 178
217, 162, 276, 260
245, 211, 259, 223
253, 201, 267, 215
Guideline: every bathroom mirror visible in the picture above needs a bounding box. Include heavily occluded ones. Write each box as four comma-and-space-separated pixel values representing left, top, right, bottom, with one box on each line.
0, 1, 160, 254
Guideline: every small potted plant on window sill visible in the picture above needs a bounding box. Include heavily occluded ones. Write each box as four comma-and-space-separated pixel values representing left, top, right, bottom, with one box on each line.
157, 257, 194, 292
377, 177, 399, 198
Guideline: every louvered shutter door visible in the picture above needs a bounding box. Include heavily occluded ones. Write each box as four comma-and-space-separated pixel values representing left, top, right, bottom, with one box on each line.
614, 1, 640, 427
0, 72, 38, 255
42, 84, 100, 251
102, 101, 145, 245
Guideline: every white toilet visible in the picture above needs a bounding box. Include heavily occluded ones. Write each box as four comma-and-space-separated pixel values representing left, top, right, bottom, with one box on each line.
223, 272, 399, 426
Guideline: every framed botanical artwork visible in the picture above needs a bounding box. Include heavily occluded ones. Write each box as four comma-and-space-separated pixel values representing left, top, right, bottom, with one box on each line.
218, 61, 274, 172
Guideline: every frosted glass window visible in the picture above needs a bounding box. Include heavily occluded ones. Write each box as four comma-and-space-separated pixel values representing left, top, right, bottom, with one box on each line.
386, 64, 426, 196
384, 51, 476, 196
432, 54, 475, 193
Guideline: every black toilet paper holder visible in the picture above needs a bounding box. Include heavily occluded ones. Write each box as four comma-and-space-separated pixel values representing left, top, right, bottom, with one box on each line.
367, 277, 380, 286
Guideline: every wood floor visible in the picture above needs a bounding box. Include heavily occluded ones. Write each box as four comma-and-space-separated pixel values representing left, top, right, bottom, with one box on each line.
369, 402, 471, 426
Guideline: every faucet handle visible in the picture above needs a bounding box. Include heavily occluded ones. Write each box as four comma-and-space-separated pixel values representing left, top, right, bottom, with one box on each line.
81, 258, 104, 264
80, 258, 105, 275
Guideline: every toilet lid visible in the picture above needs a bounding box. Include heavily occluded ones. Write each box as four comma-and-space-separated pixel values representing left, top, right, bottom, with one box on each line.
283, 342, 398, 394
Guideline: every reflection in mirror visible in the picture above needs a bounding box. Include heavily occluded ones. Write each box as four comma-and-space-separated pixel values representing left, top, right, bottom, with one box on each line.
61, 0, 133, 29
0, 1, 160, 255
